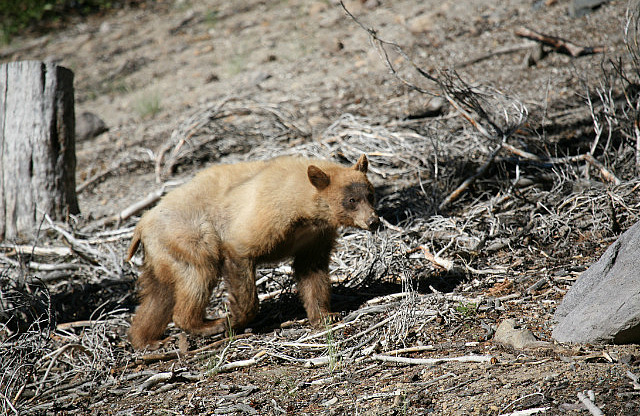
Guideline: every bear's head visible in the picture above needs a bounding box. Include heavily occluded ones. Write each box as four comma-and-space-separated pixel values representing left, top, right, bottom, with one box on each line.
308, 154, 380, 231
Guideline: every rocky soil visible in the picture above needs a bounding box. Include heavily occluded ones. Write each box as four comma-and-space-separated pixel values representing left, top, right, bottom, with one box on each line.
3, 0, 640, 415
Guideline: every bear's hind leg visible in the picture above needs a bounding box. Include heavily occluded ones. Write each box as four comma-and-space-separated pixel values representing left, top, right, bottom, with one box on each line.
172, 266, 226, 336
129, 265, 175, 349
167, 218, 228, 336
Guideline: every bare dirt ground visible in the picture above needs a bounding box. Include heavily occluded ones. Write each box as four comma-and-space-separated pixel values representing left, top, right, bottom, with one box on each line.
3, 0, 640, 415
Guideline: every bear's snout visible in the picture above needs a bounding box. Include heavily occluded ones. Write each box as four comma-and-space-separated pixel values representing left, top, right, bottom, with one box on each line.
367, 214, 380, 231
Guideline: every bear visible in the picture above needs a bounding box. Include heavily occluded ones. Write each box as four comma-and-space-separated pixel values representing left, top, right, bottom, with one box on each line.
126, 154, 379, 349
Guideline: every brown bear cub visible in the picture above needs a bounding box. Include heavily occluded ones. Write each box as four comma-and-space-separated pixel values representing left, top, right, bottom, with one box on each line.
127, 154, 379, 349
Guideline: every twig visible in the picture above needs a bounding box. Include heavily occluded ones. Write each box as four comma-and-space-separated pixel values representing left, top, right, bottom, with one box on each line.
138, 372, 173, 391
296, 322, 353, 343
502, 143, 621, 185
343, 304, 395, 322
275, 342, 329, 349
383, 345, 435, 355
628, 370, 640, 390
0, 245, 72, 257
0, 391, 19, 416
500, 392, 546, 415
407, 246, 454, 271
365, 292, 413, 305
213, 350, 266, 373
210, 335, 235, 373
439, 143, 503, 211
441, 88, 495, 140
135, 333, 253, 364
499, 407, 550, 416
515, 27, 605, 57
455, 42, 539, 68
88, 180, 183, 230
26, 262, 80, 272
190, 333, 252, 355
371, 354, 494, 365
339, 1, 431, 94
581, 153, 621, 185
338, 314, 395, 345
577, 391, 604, 416
35, 344, 93, 396
525, 277, 547, 294
155, 98, 237, 182
259, 288, 286, 301
56, 320, 113, 331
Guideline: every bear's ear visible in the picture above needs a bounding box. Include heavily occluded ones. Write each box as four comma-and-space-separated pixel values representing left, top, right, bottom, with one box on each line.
308, 165, 330, 190
353, 154, 368, 173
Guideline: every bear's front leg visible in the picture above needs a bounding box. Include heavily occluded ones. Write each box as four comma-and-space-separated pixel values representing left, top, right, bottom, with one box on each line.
223, 256, 259, 330
293, 247, 332, 327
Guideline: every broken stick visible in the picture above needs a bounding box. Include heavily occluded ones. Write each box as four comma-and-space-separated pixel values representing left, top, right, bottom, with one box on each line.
514, 27, 604, 57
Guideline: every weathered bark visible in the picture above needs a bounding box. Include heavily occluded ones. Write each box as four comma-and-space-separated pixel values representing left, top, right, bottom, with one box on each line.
0, 60, 79, 242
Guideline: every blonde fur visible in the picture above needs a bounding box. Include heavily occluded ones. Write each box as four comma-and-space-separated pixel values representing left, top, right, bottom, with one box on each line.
127, 155, 378, 349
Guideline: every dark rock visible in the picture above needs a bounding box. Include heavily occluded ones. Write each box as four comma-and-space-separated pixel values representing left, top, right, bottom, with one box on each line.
553, 221, 640, 344
76, 111, 108, 141
569, 0, 610, 17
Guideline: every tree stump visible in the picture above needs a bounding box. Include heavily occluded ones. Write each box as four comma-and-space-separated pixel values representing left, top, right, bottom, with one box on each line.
0, 61, 79, 242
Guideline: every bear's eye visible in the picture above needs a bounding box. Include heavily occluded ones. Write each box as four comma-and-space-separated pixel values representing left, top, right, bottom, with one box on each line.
349, 197, 356, 204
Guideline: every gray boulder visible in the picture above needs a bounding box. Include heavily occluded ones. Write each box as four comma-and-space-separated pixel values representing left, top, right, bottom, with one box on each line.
553, 221, 640, 344
76, 111, 108, 142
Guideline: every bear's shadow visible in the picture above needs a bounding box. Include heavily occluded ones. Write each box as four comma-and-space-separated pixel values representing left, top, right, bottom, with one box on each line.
251, 269, 466, 333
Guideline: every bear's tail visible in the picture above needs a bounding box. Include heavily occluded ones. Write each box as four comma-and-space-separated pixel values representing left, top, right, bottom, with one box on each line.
127, 226, 142, 261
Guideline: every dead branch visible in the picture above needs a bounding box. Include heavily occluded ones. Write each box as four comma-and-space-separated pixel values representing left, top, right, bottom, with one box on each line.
342, 2, 529, 209
0, 245, 72, 257
297, 321, 354, 343
370, 353, 494, 365
87, 179, 183, 231
577, 391, 604, 416
42, 215, 111, 265
138, 372, 173, 391
407, 246, 454, 271
499, 407, 551, 416
515, 27, 605, 57
213, 350, 267, 374
455, 42, 539, 68
35, 344, 93, 396
339, 314, 395, 345
501, 143, 622, 185
56, 320, 114, 331
439, 143, 504, 210
339, 1, 431, 94
134, 333, 254, 365
383, 345, 436, 355
627, 370, 640, 390
0, 391, 18, 416
23, 262, 80, 272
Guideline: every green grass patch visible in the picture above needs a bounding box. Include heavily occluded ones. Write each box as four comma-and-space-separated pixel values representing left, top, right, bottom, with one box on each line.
134, 90, 161, 119
0, 0, 147, 44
